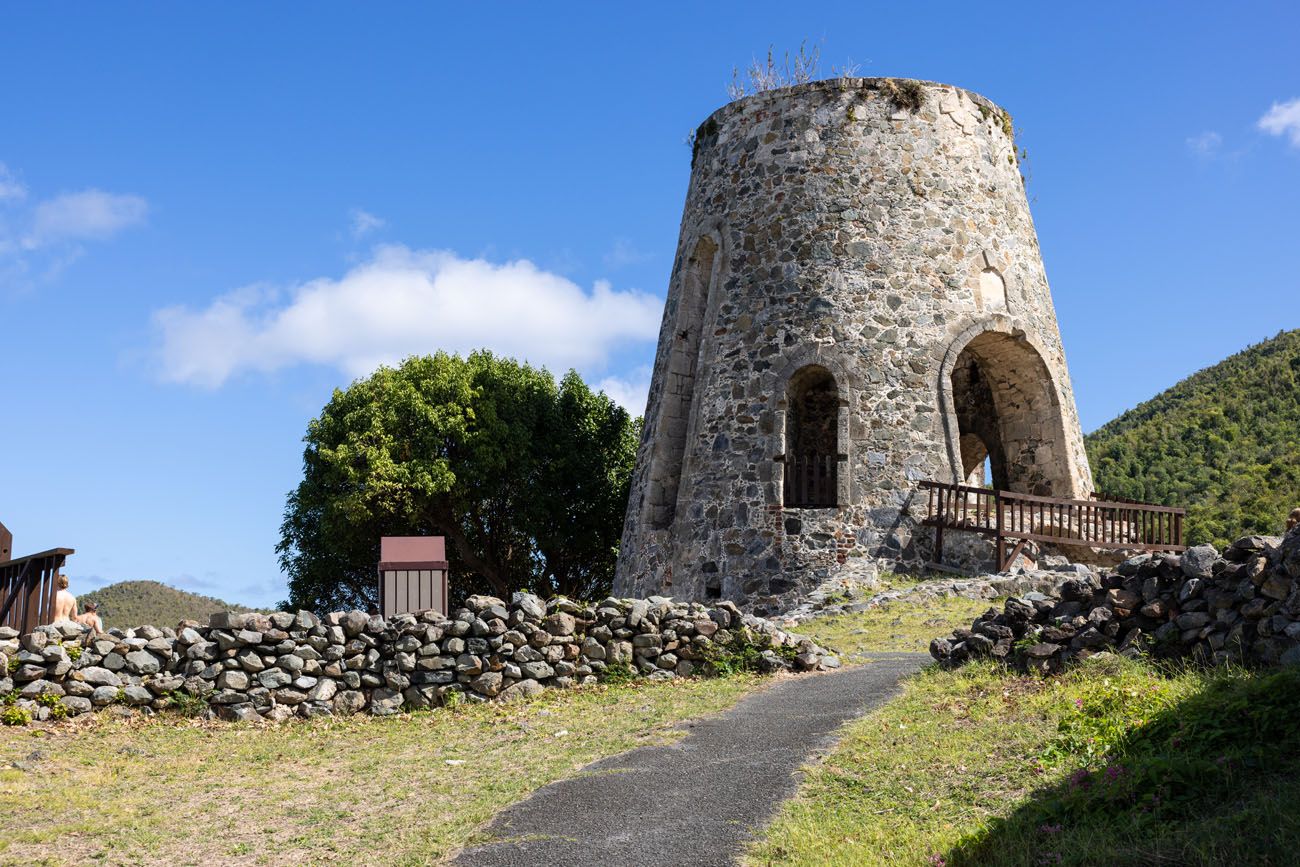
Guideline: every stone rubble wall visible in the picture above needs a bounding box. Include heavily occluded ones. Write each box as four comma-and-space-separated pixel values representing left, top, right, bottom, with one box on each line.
0, 594, 835, 723
930, 528, 1300, 672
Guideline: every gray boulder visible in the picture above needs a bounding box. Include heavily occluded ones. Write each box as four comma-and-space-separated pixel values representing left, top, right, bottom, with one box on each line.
370, 688, 403, 715
500, 678, 543, 702
91, 686, 121, 706
308, 679, 338, 702
469, 671, 503, 697
122, 686, 153, 705
520, 661, 554, 680
79, 666, 122, 688
332, 690, 367, 715
1181, 545, 1219, 579
62, 696, 93, 715
216, 670, 250, 691
257, 669, 292, 689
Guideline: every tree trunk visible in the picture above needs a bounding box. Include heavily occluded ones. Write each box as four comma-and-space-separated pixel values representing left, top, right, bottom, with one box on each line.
430, 506, 508, 596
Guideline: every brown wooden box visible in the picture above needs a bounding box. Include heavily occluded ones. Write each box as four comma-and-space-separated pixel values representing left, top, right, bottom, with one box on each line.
378, 536, 448, 618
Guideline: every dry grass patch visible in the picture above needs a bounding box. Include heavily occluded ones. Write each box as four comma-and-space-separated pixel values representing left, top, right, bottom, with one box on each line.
796, 594, 996, 657
0, 675, 762, 866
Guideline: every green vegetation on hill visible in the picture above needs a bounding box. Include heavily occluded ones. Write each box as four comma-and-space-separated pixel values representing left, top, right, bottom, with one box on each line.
1086, 328, 1300, 547
78, 580, 258, 630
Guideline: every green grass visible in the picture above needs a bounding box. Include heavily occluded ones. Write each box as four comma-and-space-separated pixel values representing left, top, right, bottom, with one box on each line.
795, 595, 997, 657
748, 657, 1300, 866
0, 675, 763, 866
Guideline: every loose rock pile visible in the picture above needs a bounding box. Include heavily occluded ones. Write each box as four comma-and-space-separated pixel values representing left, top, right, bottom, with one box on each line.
0, 593, 834, 723
930, 528, 1300, 672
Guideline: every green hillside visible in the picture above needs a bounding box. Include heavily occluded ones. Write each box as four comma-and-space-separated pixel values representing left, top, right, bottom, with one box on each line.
78, 580, 261, 630
1086, 328, 1300, 548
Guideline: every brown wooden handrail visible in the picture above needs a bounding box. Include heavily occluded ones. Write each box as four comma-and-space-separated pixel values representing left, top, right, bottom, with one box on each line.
919, 480, 1185, 571
0, 547, 74, 634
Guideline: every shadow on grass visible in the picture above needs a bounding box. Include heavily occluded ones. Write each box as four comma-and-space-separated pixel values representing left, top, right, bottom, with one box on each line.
946, 664, 1300, 867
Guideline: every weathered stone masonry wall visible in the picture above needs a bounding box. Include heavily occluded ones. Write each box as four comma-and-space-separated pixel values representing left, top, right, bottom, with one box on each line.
931, 529, 1300, 672
615, 78, 1093, 613
0, 594, 832, 723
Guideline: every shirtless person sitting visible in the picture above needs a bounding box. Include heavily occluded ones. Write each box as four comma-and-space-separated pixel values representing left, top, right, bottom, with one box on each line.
1288, 508, 1300, 532
51, 573, 79, 625
75, 601, 103, 633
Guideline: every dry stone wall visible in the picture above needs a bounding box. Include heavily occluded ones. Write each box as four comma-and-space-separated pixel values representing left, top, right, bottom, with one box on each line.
930, 528, 1300, 672
615, 78, 1092, 615
0, 594, 834, 723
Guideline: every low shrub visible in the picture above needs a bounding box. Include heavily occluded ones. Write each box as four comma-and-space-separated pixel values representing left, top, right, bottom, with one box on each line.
600, 662, 637, 685
166, 690, 209, 717
1, 703, 31, 726
700, 629, 799, 677
34, 692, 68, 720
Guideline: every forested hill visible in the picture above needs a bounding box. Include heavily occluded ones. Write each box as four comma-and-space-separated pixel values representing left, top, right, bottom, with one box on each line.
78, 581, 261, 630
1085, 329, 1300, 548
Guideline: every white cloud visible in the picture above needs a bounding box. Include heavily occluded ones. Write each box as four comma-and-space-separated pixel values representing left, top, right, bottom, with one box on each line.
602, 238, 651, 269
25, 189, 148, 248
0, 168, 147, 292
1186, 131, 1222, 157
1259, 98, 1300, 148
153, 244, 664, 389
596, 366, 653, 414
0, 163, 25, 202
350, 208, 386, 239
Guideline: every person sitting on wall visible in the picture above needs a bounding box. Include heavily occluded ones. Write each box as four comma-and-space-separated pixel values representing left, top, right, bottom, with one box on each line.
75, 600, 103, 632
1288, 508, 1300, 532
51, 573, 80, 626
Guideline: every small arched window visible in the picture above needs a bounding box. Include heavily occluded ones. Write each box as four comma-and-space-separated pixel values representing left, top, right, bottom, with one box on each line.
783, 366, 839, 508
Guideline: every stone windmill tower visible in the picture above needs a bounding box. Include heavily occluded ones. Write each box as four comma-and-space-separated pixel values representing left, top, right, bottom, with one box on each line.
613, 78, 1093, 612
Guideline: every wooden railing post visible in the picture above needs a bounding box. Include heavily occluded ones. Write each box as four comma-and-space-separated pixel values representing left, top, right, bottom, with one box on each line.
995, 489, 1005, 570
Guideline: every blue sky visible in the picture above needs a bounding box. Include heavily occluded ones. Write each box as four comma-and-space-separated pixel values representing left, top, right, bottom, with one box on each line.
3, 2, 1297, 607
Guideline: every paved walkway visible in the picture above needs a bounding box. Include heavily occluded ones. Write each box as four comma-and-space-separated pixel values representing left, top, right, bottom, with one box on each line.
455, 653, 928, 867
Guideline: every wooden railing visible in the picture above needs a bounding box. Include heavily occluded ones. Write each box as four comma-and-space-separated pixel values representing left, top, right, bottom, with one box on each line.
919, 480, 1184, 571
783, 453, 838, 508
0, 548, 74, 634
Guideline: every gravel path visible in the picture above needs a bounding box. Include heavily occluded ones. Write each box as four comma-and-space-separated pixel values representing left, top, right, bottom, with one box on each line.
454, 653, 929, 867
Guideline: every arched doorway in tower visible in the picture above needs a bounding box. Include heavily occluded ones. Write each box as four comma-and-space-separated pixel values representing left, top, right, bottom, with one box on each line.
948, 331, 1072, 497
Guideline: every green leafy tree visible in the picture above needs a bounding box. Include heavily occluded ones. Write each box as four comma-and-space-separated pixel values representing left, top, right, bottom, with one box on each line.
277, 351, 639, 611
